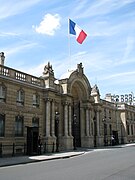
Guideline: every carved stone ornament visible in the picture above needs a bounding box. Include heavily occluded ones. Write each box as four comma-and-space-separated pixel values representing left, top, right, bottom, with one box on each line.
43, 62, 54, 75
77, 63, 84, 74
92, 84, 99, 94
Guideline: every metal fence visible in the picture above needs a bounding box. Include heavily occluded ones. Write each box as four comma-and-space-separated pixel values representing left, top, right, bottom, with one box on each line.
0, 143, 26, 157
0, 142, 56, 157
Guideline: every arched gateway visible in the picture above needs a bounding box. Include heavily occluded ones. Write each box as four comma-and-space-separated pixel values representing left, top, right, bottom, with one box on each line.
59, 63, 94, 150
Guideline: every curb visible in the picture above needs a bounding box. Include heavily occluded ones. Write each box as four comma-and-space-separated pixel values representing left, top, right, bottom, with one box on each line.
0, 152, 85, 168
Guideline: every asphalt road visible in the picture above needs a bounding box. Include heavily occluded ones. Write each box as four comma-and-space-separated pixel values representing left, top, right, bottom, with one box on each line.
1, 146, 135, 180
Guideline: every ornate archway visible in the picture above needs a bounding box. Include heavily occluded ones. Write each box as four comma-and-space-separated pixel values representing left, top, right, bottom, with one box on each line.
71, 80, 90, 147
60, 63, 93, 149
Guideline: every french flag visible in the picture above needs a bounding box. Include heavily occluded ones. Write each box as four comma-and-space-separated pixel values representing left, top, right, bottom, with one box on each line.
69, 19, 87, 44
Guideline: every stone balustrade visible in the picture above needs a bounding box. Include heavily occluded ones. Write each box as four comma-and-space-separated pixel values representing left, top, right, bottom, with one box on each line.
0, 65, 44, 87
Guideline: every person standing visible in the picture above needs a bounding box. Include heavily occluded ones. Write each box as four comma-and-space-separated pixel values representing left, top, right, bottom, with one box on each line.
37, 135, 42, 154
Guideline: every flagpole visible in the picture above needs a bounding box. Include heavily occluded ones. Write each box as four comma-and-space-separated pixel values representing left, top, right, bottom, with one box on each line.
68, 18, 71, 70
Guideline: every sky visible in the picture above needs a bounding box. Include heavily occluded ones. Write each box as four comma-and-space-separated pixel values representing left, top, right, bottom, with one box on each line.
0, 0, 135, 99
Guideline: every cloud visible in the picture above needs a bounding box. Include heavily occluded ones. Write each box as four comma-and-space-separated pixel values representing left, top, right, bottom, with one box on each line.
0, 32, 20, 37
34, 14, 61, 36
99, 71, 135, 81
72, 0, 135, 19
4, 42, 38, 57
0, 0, 42, 20
123, 36, 135, 60
25, 62, 46, 76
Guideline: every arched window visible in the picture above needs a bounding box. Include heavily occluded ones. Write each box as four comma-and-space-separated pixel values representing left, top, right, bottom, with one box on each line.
0, 84, 6, 102
0, 114, 5, 137
16, 89, 24, 105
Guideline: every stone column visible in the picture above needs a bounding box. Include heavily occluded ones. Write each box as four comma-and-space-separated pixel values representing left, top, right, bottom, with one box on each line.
89, 109, 92, 136
99, 110, 102, 136
86, 108, 90, 136
96, 110, 100, 136
80, 107, 85, 137
96, 109, 103, 146
68, 104, 72, 136
129, 124, 131, 136
64, 102, 68, 137
61, 102, 73, 150
51, 100, 55, 137
45, 98, 51, 137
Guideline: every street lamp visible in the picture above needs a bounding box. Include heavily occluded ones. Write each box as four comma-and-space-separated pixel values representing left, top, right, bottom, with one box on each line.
73, 114, 77, 150
55, 111, 60, 152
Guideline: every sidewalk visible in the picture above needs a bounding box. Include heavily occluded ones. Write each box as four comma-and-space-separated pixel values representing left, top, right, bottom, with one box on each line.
0, 143, 135, 167
0, 151, 85, 167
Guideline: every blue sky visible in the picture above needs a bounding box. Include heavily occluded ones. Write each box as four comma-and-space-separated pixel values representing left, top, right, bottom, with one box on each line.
0, 0, 135, 99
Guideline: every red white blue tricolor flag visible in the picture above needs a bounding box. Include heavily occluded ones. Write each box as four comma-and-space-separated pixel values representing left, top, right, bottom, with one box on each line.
69, 19, 87, 44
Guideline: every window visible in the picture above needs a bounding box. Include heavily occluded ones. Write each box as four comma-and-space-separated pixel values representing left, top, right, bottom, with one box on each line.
109, 110, 111, 119
32, 117, 39, 127
127, 124, 130, 135
91, 122, 94, 136
0, 114, 5, 137
131, 125, 134, 135
33, 94, 40, 107
109, 124, 112, 135
104, 109, 106, 118
17, 89, 24, 105
15, 115, 24, 137
104, 123, 107, 135
0, 84, 6, 102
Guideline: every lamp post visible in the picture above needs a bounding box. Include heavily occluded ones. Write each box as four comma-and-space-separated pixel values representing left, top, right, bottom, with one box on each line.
73, 114, 77, 150
55, 111, 60, 152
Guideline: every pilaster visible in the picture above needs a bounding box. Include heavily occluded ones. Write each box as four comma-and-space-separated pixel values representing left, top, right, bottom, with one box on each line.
64, 102, 69, 137
45, 98, 51, 137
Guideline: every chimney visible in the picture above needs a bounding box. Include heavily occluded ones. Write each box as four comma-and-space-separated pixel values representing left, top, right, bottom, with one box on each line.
0, 52, 5, 65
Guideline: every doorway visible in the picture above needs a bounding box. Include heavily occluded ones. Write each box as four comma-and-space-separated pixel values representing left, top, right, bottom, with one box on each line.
27, 127, 39, 155
112, 130, 119, 145
72, 101, 81, 147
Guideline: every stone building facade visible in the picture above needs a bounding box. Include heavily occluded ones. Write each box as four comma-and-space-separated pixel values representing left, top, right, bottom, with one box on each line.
0, 52, 135, 155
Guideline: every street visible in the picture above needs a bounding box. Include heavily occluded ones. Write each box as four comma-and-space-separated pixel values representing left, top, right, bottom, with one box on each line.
0, 146, 135, 180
